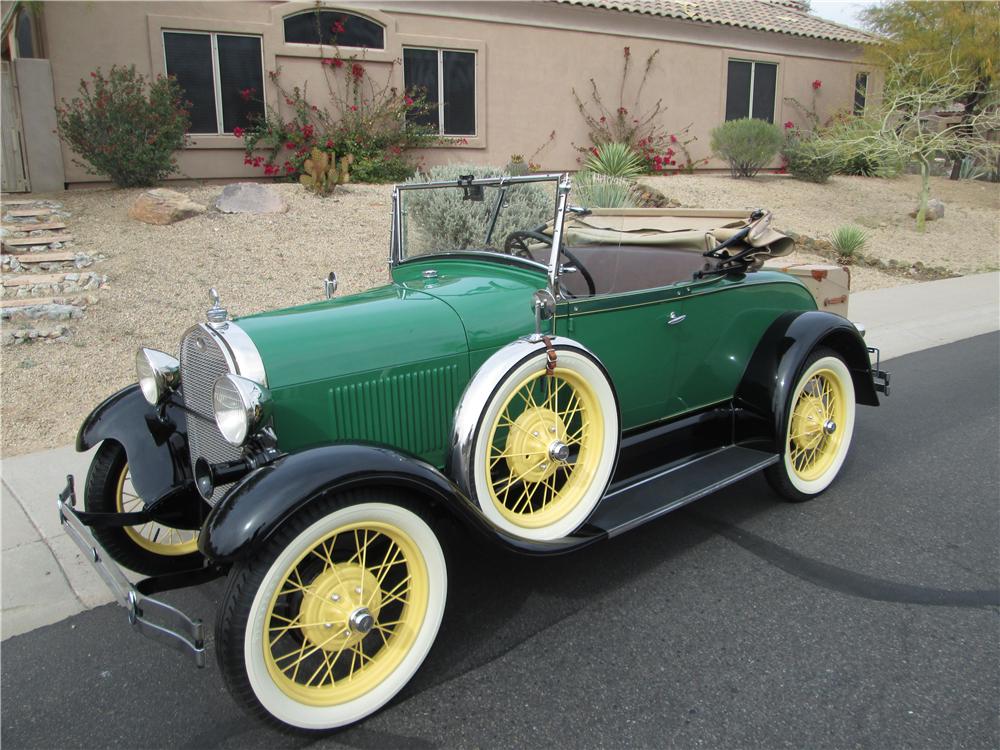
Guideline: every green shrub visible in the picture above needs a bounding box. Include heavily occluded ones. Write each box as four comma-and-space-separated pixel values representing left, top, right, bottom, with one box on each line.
55, 66, 189, 187
830, 225, 868, 259
404, 165, 553, 252
783, 136, 839, 184
710, 118, 783, 178
572, 171, 642, 208
584, 142, 645, 179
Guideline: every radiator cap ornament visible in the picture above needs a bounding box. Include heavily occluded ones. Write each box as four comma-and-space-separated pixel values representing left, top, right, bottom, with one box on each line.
207, 287, 229, 325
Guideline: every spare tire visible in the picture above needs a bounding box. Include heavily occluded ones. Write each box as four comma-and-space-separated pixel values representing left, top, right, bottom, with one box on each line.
452, 339, 619, 541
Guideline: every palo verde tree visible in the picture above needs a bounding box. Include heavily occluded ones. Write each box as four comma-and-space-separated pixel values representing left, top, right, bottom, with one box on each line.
861, 1, 1000, 179
822, 59, 1000, 232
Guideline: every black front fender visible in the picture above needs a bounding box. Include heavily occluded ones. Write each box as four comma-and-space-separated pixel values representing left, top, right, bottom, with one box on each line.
77, 385, 192, 502
199, 443, 605, 562
736, 310, 879, 451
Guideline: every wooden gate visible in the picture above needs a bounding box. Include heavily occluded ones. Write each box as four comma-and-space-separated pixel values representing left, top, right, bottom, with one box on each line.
1, 61, 30, 193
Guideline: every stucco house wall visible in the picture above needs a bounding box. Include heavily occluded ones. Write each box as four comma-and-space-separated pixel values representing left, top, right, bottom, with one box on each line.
37, 1, 876, 186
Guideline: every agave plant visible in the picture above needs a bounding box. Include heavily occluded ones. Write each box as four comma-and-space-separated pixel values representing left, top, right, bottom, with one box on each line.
829, 224, 868, 260
584, 142, 645, 179
572, 171, 643, 208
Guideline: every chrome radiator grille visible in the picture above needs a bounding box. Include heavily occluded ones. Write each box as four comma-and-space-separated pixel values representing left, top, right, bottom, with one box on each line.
179, 326, 241, 505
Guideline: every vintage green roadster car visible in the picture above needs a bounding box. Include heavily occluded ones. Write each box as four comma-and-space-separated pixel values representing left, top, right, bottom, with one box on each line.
58, 173, 889, 731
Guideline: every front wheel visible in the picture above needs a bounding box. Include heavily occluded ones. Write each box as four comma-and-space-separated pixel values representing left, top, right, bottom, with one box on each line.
765, 347, 856, 501
215, 490, 447, 731
84, 441, 202, 575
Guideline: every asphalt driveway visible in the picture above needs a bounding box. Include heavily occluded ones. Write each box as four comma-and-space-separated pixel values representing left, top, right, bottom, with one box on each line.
2, 333, 998, 749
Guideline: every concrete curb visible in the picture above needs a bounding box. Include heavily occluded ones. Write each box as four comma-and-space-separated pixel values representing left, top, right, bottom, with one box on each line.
1, 272, 997, 639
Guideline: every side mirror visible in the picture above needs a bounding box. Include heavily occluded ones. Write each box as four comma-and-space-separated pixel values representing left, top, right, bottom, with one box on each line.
323, 272, 338, 299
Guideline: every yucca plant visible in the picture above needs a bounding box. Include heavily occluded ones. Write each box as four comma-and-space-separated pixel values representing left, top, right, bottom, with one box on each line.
830, 224, 868, 260
584, 142, 645, 179
572, 171, 642, 208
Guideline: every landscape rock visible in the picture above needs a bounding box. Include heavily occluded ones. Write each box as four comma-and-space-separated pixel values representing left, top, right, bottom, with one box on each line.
909, 199, 945, 221
129, 188, 205, 225
215, 183, 289, 215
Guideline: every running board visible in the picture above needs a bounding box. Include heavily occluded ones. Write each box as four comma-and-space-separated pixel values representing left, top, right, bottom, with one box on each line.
588, 446, 779, 537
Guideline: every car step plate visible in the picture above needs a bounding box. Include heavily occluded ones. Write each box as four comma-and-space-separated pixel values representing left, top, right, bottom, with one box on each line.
589, 446, 779, 537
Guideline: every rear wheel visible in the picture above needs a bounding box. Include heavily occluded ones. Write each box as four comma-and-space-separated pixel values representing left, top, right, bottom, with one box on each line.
215, 489, 447, 731
84, 441, 202, 575
765, 348, 856, 502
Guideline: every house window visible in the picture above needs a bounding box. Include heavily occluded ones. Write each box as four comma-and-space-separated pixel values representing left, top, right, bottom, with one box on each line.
725, 60, 777, 123
403, 47, 476, 136
854, 72, 869, 115
283, 10, 384, 49
163, 31, 264, 134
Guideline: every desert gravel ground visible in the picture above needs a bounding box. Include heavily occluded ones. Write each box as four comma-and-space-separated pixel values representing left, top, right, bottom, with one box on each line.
1, 173, 997, 456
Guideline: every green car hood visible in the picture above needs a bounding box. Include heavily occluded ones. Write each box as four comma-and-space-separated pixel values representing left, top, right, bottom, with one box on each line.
392, 258, 546, 353
235, 284, 467, 389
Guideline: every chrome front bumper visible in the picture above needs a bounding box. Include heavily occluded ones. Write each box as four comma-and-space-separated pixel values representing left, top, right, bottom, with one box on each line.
56, 476, 207, 667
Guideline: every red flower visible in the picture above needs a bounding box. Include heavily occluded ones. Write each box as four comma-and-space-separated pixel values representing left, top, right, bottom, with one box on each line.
243, 156, 253, 165
331, 19, 345, 34
233, 126, 245, 138
784, 120, 794, 129
404, 96, 414, 106
812, 79, 822, 90
617, 106, 628, 116
590, 146, 599, 156
599, 116, 606, 123
284, 162, 295, 174
263, 164, 278, 176
351, 63, 365, 80
252, 156, 263, 168
333, 58, 344, 68
350, 105, 358, 112
325, 139, 334, 148
239, 87, 256, 102
670, 134, 678, 143
285, 141, 296, 149
321, 58, 334, 66
390, 145, 402, 155
302, 125, 314, 139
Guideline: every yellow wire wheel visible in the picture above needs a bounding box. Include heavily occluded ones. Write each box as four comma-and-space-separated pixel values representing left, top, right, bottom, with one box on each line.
781, 353, 856, 495
239, 500, 447, 730
115, 463, 199, 556
472, 347, 619, 541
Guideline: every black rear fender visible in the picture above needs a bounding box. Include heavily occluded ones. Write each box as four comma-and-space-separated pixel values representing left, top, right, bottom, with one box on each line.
77, 385, 193, 503
736, 311, 878, 451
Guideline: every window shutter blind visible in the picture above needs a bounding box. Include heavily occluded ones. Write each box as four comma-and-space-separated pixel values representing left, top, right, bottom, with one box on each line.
164, 32, 218, 133
751, 63, 777, 123
217, 35, 264, 133
403, 48, 439, 130
442, 51, 475, 136
725, 61, 751, 121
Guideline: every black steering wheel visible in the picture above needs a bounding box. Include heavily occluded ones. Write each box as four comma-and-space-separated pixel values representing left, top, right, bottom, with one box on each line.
503, 230, 597, 298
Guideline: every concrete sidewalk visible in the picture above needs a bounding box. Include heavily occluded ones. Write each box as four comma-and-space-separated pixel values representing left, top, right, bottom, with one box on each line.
1, 272, 997, 639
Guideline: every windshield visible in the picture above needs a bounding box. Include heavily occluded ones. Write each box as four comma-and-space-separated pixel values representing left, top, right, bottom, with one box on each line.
396, 176, 560, 263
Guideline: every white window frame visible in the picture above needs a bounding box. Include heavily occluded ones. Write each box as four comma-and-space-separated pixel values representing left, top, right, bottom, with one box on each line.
162, 30, 265, 135
729, 58, 778, 121
403, 46, 477, 137
281, 9, 386, 51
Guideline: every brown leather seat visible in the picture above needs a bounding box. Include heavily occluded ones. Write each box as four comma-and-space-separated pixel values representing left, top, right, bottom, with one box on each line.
562, 244, 706, 296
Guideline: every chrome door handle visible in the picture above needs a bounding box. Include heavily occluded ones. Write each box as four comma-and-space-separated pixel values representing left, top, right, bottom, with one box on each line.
667, 311, 686, 325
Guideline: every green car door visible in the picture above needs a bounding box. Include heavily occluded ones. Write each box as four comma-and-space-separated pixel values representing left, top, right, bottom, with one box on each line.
562, 284, 688, 432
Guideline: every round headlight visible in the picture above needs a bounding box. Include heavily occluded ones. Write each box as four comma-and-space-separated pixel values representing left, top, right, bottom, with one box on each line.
135, 348, 180, 405
213, 374, 271, 446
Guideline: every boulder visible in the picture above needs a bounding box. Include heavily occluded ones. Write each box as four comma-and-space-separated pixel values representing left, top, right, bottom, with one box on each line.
215, 183, 288, 214
909, 198, 945, 221
129, 189, 205, 225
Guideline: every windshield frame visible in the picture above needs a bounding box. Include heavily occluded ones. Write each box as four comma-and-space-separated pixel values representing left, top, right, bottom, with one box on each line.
390, 173, 571, 290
